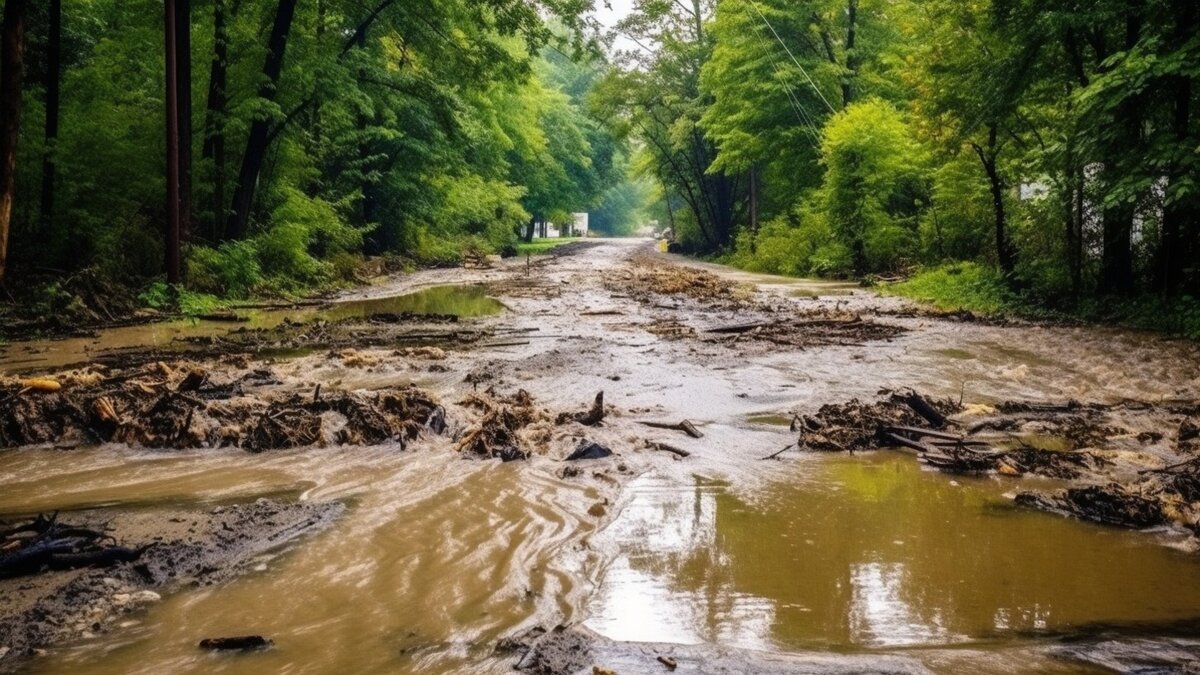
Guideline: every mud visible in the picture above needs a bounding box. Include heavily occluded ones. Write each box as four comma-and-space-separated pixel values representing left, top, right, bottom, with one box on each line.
0, 498, 342, 672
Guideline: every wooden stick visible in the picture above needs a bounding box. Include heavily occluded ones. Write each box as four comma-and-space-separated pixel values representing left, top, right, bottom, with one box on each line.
760, 443, 795, 460
637, 420, 704, 438
651, 441, 690, 458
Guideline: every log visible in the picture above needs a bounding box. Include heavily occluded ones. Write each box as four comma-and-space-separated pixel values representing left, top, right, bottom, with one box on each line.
637, 419, 703, 438
893, 391, 947, 428
884, 425, 964, 442
651, 442, 690, 458
568, 392, 605, 426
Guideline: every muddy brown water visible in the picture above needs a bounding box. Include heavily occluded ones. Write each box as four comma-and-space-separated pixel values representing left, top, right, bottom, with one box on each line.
0, 284, 504, 373
4, 240, 1200, 673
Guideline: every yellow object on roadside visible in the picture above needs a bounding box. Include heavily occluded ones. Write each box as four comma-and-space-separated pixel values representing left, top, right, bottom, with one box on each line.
657, 239, 668, 253
21, 378, 62, 393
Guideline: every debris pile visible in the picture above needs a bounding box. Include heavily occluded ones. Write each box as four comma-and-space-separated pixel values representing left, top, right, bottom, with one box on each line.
610, 255, 749, 306
457, 389, 548, 461
702, 315, 906, 349
0, 363, 443, 451
1, 513, 145, 580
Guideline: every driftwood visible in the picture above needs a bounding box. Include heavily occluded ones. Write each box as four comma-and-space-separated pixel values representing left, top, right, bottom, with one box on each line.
891, 391, 948, 428
637, 419, 703, 438
650, 441, 691, 458
0, 513, 145, 579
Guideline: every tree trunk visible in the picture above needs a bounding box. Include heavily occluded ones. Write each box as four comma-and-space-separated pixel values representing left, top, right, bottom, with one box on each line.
202, 0, 227, 240
164, 0, 182, 284
842, 0, 858, 107
0, 0, 27, 286
973, 125, 1014, 279
1099, 13, 1143, 296
523, 214, 535, 243
226, 0, 298, 240
748, 164, 759, 234
1160, 0, 1196, 296
175, 0, 192, 242
40, 0, 60, 234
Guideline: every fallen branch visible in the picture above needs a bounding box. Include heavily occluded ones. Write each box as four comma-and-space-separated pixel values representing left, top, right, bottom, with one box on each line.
650, 441, 690, 458
637, 419, 703, 438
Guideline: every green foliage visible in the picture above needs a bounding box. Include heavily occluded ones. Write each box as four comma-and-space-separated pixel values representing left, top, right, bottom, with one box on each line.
887, 263, 1028, 316
515, 238, 582, 256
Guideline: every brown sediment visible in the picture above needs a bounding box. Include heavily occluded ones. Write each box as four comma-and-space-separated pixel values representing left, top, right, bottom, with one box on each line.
0, 499, 342, 673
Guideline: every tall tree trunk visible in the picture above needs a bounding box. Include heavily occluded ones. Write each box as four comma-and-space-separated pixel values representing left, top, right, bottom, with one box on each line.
175, 0, 192, 242
973, 125, 1015, 278
748, 164, 759, 235
1099, 13, 1143, 296
1160, 0, 1196, 296
226, 0, 298, 240
842, 0, 858, 107
202, 0, 227, 240
523, 214, 535, 243
40, 0, 60, 234
164, 0, 182, 284
0, 0, 27, 286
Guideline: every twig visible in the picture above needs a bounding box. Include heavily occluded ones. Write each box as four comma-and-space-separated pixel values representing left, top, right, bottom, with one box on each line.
760, 443, 796, 460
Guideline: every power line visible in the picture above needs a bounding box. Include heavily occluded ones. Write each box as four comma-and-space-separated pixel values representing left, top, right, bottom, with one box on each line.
746, 0, 836, 114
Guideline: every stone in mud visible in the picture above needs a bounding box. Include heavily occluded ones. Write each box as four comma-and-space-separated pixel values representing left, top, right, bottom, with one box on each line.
566, 440, 612, 461
198, 635, 273, 651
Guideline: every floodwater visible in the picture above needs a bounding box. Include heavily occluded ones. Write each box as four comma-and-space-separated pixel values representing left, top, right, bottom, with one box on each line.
586, 454, 1200, 652
5, 240, 1200, 673
0, 284, 504, 373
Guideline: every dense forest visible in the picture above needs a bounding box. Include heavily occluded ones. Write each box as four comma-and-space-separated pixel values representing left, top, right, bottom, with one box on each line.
0, 0, 1196, 330
0, 0, 642, 308
596, 0, 1199, 329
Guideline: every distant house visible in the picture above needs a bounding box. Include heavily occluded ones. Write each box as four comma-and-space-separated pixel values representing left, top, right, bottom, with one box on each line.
531, 212, 589, 239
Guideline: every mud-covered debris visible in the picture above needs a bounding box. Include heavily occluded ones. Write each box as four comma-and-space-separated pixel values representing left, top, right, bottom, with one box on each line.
794, 395, 960, 452
0, 362, 442, 451
457, 389, 547, 461
1015, 485, 1167, 529
566, 440, 612, 461
198, 635, 273, 651
610, 254, 749, 306
556, 392, 605, 426
0, 513, 145, 580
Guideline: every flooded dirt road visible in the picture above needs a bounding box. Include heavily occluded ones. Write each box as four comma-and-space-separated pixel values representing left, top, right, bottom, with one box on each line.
3, 239, 1200, 673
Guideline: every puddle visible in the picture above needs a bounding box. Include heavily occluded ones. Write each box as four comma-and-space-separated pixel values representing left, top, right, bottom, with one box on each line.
0, 285, 503, 373
745, 413, 795, 427
586, 453, 1200, 651
314, 285, 505, 321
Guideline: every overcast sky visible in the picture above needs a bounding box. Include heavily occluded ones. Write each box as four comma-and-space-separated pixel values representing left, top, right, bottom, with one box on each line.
589, 0, 640, 55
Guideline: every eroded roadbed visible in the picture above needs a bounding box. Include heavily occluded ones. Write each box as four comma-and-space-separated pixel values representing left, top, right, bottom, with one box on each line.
3, 240, 1200, 673
0, 499, 342, 672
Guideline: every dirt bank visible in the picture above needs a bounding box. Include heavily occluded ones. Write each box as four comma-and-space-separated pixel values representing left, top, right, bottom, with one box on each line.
0, 498, 342, 672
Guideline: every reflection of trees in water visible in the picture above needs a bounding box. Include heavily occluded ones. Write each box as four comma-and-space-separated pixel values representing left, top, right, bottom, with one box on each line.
594, 458, 1200, 650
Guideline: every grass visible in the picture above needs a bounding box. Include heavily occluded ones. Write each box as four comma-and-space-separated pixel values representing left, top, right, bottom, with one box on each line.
885, 262, 1200, 339
514, 237, 581, 256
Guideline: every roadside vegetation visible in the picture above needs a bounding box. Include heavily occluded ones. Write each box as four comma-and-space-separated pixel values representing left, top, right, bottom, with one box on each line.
0, 1, 648, 334
596, 0, 1199, 338
515, 238, 583, 257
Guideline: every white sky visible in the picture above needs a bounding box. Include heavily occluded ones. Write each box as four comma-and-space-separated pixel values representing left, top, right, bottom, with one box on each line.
589, 0, 641, 56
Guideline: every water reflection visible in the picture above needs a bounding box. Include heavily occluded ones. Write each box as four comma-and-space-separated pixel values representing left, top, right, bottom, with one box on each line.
586, 455, 1200, 651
